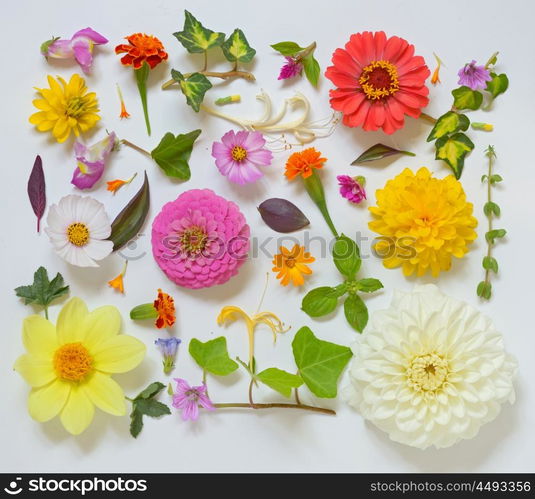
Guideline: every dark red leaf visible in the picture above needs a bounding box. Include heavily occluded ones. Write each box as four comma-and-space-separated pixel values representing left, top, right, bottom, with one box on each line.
258, 198, 310, 233
27, 155, 46, 232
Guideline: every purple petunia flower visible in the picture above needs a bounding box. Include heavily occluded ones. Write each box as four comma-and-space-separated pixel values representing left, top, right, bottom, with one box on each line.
172, 378, 215, 421
337, 175, 366, 204
457, 60, 492, 91
211, 130, 273, 185
155, 338, 181, 374
278, 56, 303, 80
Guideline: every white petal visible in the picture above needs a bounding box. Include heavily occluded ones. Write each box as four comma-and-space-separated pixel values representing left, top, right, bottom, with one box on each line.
62, 245, 98, 267
84, 239, 113, 261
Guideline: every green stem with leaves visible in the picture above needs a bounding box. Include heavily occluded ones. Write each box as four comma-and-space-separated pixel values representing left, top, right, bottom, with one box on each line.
212, 402, 335, 415
161, 70, 255, 89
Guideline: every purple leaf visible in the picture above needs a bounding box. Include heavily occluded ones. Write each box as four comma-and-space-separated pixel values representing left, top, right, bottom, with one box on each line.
351, 143, 415, 165
258, 198, 310, 233
27, 155, 46, 232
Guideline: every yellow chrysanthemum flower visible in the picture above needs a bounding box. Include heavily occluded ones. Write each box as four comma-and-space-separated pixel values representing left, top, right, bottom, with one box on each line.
29, 74, 100, 143
369, 167, 477, 277
13, 298, 146, 435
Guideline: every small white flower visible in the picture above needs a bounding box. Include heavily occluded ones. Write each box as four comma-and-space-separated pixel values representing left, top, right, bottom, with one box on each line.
345, 285, 517, 449
45, 194, 113, 267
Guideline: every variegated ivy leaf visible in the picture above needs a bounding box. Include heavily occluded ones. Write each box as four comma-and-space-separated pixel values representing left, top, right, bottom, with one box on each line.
221, 29, 256, 63
434, 132, 474, 179
173, 10, 225, 53
452, 86, 483, 110
427, 111, 470, 142
171, 70, 212, 112
486, 73, 509, 99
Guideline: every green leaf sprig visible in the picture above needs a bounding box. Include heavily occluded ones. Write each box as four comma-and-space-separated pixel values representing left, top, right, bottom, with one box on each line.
162, 11, 256, 111
128, 382, 171, 438
477, 146, 506, 300
302, 235, 383, 332
271, 41, 320, 86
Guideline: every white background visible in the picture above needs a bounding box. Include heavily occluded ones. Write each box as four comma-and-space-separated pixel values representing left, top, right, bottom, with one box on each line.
1, 0, 534, 473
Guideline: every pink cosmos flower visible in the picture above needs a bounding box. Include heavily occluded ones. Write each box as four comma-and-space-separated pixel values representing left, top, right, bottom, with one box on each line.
41, 28, 108, 74
71, 132, 117, 190
457, 60, 492, 91
172, 378, 215, 421
211, 130, 273, 185
278, 56, 303, 80
152, 189, 250, 289
337, 175, 366, 204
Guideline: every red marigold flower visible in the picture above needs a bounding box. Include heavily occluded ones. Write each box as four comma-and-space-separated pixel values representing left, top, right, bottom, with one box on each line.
325, 31, 430, 134
115, 33, 168, 70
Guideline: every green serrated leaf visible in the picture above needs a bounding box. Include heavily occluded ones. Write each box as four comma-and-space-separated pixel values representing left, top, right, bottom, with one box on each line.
301, 286, 341, 317
452, 86, 483, 110
171, 70, 212, 112
484, 201, 501, 217
332, 234, 361, 279
14, 267, 69, 309
477, 281, 492, 300
427, 111, 470, 142
173, 10, 225, 53
344, 293, 368, 333
221, 29, 256, 63
130, 409, 144, 438
490, 174, 503, 184
434, 132, 475, 179
483, 256, 499, 273
356, 278, 383, 293
135, 382, 166, 400
134, 398, 171, 418
302, 54, 320, 86
189, 337, 239, 376
271, 41, 304, 56
256, 368, 303, 398
151, 129, 202, 180
486, 73, 509, 99
485, 228, 507, 244
292, 326, 352, 398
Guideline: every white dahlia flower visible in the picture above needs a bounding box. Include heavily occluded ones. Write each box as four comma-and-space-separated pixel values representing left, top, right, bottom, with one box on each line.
344, 285, 517, 449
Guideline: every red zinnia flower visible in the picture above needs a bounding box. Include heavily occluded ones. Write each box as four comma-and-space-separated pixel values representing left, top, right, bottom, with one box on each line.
325, 31, 430, 134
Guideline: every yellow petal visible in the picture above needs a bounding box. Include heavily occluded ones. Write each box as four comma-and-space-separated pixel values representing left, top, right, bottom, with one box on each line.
22, 315, 58, 357
83, 372, 126, 416
83, 306, 121, 350
14, 354, 56, 387
217, 306, 253, 329
33, 99, 51, 111
57, 298, 89, 344
28, 379, 70, 422
60, 384, 95, 435
92, 335, 146, 374
29, 111, 47, 124
37, 120, 55, 132
52, 117, 68, 138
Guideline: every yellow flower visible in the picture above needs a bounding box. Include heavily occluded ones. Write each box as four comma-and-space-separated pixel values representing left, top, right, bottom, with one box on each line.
13, 298, 145, 435
29, 74, 100, 143
369, 167, 477, 277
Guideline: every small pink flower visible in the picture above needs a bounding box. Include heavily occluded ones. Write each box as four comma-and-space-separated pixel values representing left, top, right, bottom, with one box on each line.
337, 175, 366, 204
172, 378, 215, 421
457, 60, 492, 91
211, 130, 273, 185
278, 56, 303, 80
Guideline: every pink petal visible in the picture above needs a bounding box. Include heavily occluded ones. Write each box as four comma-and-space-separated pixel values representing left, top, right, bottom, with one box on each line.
73, 42, 93, 74
46, 40, 73, 59
220, 130, 237, 148
240, 131, 266, 151
72, 28, 108, 45
211, 141, 229, 161
246, 148, 273, 167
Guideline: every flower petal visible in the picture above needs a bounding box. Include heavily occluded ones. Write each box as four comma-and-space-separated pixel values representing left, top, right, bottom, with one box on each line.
60, 384, 95, 435
14, 355, 56, 387
83, 239, 114, 261
83, 305, 121, 350
22, 315, 58, 357
28, 379, 70, 422
57, 297, 89, 344
92, 335, 146, 373
83, 372, 126, 416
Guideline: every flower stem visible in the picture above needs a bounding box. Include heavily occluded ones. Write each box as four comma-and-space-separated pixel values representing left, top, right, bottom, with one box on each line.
419, 112, 437, 125
248, 378, 255, 406
303, 171, 339, 237
161, 70, 255, 89
212, 402, 335, 415
296, 42, 317, 61
484, 150, 494, 287
121, 139, 152, 158
135, 63, 151, 135
202, 51, 208, 72
44, 307, 49, 320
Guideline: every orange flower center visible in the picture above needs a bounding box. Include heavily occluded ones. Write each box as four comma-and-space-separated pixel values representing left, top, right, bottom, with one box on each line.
231, 146, 248, 162
53, 342, 93, 381
359, 60, 400, 100
67, 223, 90, 246
285, 257, 296, 268
180, 226, 208, 256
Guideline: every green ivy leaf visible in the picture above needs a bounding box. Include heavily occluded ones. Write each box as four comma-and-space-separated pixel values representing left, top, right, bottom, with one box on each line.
302, 54, 320, 87
332, 234, 361, 279
434, 132, 475, 179
221, 29, 256, 63
427, 111, 470, 142
490, 174, 503, 184
356, 278, 384, 293
452, 86, 483, 110
477, 281, 492, 300
292, 326, 352, 398
485, 228, 507, 244
171, 70, 212, 112
256, 368, 303, 398
302, 285, 345, 317
189, 337, 239, 376
14, 267, 69, 309
344, 294, 368, 333
173, 10, 225, 53
483, 256, 499, 273
271, 41, 304, 56
484, 201, 501, 217
486, 73, 509, 99
151, 129, 202, 180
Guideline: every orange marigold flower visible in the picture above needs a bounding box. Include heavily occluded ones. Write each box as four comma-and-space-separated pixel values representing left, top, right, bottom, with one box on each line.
272, 244, 315, 286
153, 289, 176, 329
107, 173, 137, 194
285, 147, 327, 180
108, 261, 128, 294
115, 33, 168, 70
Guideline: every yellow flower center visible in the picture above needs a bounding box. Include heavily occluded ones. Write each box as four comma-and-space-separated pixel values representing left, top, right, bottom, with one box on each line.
67, 223, 90, 247
407, 353, 449, 392
180, 226, 208, 255
66, 96, 89, 118
359, 60, 400, 100
53, 342, 93, 381
231, 146, 248, 162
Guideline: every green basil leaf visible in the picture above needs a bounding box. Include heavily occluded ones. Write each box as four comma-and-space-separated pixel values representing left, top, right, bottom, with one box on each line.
189, 337, 239, 376
301, 286, 342, 317
356, 278, 383, 293
173, 10, 225, 53
427, 111, 470, 142
434, 133, 475, 179
452, 86, 483, 110
221, 29, 256, 63
351, 143, 415, 164
332, 234, 361, 279
171, 70, 212, 112
271, 41, 304, 56
344, 293, 368, 333
256, 368, 303, 398
151, 129, 202, 180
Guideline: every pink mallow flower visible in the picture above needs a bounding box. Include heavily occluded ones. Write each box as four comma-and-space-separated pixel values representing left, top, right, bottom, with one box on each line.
172, 378, 215, 421
278, 56, 303, 80
457, 60, 492, 91
41, 28, 108, 74
211, 130, 273, 185
337, 175, 366, 204
71, 132, 117, 190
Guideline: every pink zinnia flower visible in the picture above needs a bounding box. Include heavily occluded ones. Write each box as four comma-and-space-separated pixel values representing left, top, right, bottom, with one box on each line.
211, 130, 273, 185
337, 175, 366, 204
152, 189, 250, 289
278, 56, 303, 80
172, 378, 215, 421
457, 60, 492, 91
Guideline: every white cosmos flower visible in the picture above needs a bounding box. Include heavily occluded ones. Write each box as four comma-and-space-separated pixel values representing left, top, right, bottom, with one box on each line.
45, 195, 114, 267
344, 285, 517, 450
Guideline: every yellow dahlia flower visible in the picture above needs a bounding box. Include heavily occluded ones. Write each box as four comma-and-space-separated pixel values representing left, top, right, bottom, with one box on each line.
14, 298, 145, 435
369, 167, 477, 277
29, 74, 100, 143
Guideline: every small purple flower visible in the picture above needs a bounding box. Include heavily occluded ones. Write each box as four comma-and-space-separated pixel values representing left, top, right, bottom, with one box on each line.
172, 378, 215, 421
337, 175, 366, 204
71, 132, 118, 190
278, 56, 303, 80
457, 60, 492, 91
155, 338, 181, 375
211, 130, 273, 185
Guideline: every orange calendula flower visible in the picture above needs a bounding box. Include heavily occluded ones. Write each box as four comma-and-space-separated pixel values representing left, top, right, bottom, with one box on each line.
115, 33, 168, 69
154, 289, 176, 329
107, 173, 137, 194
116, 83, 130, 118
285, 147, 327, 180
431, 53, 443, 85
108, 261, 128, 294
272, 244, 315, 286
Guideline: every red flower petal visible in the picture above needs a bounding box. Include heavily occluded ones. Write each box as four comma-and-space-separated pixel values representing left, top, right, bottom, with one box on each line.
383, 36, 406, 62
342, 99, 371, 128
331, 48, 362, 75
115, 44, 131, 55
373, 31, 387, 60
325, 67, 359, 89
394, 90, 429, 109
331, 91, 365, 115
